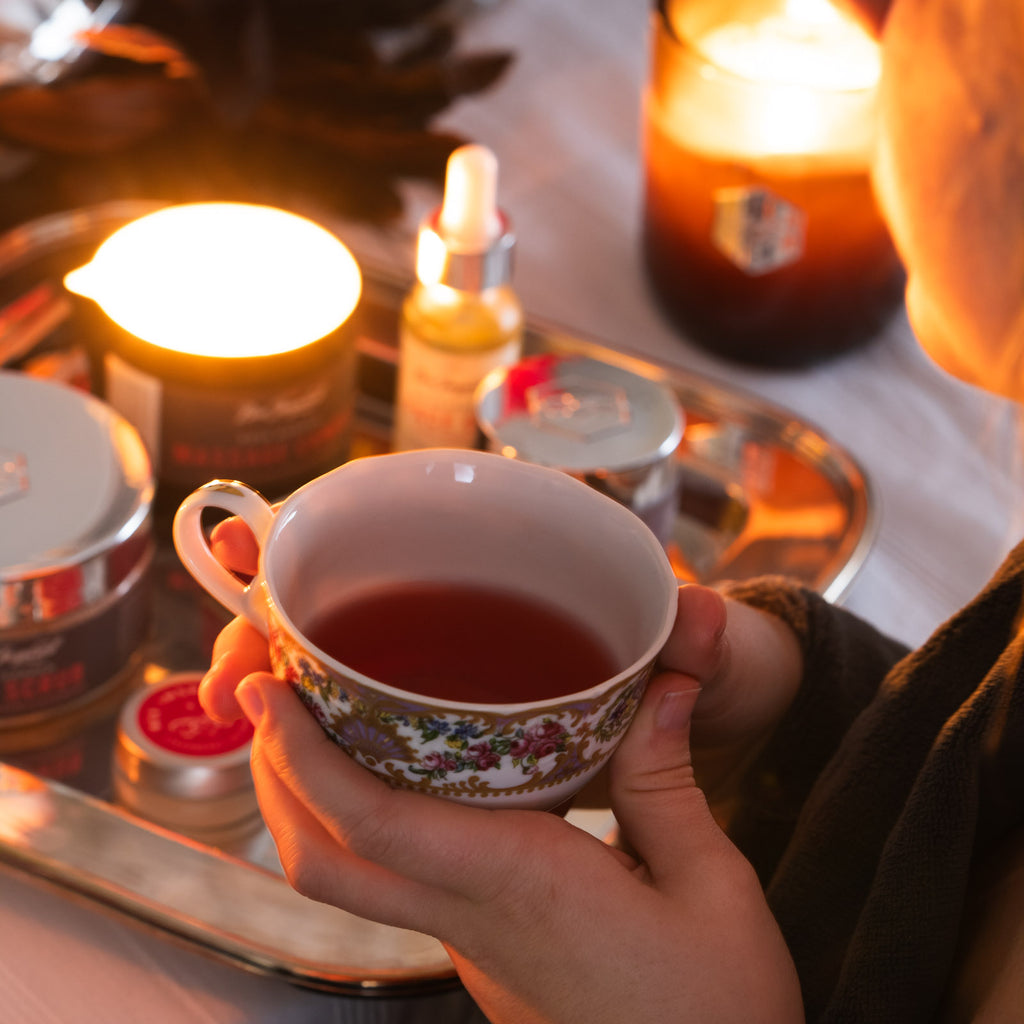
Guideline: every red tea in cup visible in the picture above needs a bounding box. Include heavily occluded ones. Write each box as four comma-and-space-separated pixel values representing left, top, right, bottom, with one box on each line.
303, 582, 619, 704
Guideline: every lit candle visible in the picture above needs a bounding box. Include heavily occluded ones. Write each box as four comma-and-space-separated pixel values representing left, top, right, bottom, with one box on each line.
65, 203, 363, 497
642, 0, 904, 366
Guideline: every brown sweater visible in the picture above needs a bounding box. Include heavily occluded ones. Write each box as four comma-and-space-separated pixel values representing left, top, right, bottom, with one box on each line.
724, 540, 1024, 1022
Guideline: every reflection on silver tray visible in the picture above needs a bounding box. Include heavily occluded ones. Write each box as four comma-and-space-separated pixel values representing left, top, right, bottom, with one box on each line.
0, 761, 456, 994
0, 203, 876, 996
351, 272, 876, 603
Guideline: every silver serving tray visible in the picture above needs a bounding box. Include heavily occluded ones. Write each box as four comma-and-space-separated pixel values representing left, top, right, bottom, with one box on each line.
0, 761, 457, 995
0, 203, 876, 995
351, 270, 876, 601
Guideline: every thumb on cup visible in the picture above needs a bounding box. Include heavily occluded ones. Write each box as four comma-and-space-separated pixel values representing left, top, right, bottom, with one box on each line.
610, 672, 804, 1018
608, 673, 733, 890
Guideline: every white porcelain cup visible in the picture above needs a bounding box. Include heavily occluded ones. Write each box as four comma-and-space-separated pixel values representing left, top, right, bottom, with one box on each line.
172, 449, 677, 809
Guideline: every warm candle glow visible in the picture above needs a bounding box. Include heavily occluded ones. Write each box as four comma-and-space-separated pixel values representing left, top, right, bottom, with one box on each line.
64, 203, 362, 358
641, 0, 904, 365
696, 0, 879, 91
662, 0, 880, 161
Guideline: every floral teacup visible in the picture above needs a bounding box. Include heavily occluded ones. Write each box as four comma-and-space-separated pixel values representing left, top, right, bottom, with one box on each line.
173, 449, 677, 810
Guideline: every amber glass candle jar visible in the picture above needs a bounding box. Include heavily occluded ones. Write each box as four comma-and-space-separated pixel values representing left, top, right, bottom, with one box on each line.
642, 0, 905, 367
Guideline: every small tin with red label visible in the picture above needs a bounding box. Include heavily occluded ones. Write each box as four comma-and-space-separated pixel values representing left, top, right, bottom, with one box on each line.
113, 672, 262, 846
0, 371, 154, 728
475, 354, 685, 545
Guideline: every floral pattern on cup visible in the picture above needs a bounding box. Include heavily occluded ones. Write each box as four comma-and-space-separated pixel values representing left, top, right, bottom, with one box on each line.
268, 618, 655, 803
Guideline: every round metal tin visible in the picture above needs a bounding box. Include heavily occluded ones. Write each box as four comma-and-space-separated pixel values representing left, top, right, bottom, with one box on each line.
113, 672, 261, 844
475, 353, 685, 543
0, 371, 154, 719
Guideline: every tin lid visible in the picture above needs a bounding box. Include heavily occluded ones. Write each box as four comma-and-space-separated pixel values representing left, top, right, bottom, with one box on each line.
475, 354, 684, 473
0, 371, 154, 627
113, 673, 259, 837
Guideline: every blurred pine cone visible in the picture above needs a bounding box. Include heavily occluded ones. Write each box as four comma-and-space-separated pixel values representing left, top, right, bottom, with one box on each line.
0, 0, 513, 229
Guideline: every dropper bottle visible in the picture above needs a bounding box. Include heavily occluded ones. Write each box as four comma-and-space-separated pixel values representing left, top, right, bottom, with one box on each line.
392, 144, 524, 451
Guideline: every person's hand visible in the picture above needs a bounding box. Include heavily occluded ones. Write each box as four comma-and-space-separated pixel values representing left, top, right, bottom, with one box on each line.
196, 516, 805, 1022
197, 517, 266, 722
229, 660, 802, 1024
659, 585, 803, 823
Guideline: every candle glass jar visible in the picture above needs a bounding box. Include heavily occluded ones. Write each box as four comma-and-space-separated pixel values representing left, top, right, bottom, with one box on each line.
642, 0, 905, 367
65, 203, 363, 504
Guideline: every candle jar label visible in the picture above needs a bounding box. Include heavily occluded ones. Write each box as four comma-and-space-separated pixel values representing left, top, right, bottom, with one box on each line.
711, 186, 805, 276
104, 352, 353, 495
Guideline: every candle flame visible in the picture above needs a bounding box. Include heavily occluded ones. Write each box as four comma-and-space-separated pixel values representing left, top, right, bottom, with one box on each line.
659, 0, 882, 158
64, 203, 362, 359
783, 0, 845, 26
697, 1, 880, 93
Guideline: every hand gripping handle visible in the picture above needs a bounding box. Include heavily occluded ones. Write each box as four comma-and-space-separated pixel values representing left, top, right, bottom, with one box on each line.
172, 480, 277, 636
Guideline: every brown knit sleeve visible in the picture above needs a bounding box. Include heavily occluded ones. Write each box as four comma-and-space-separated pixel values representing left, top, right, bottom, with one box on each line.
718, 576, 910, 884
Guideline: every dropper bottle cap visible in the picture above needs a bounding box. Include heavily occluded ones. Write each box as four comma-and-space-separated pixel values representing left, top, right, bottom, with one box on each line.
415, 144, 516, 292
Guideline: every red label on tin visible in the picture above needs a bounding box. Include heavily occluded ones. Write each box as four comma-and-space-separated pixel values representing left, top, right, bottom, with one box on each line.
138, 679, 253, 756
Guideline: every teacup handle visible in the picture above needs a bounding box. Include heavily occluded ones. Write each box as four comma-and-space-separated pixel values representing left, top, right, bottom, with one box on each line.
172, 480, 277, 636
